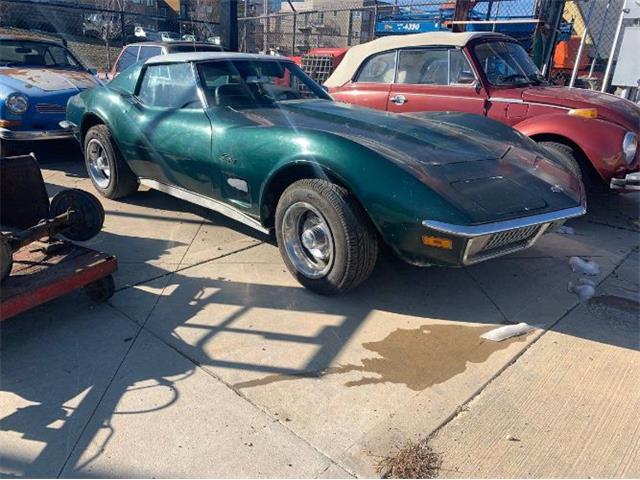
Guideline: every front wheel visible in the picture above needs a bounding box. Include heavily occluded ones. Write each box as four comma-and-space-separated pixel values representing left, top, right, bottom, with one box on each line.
275, 179, 378, 295
84, 124, 138, 199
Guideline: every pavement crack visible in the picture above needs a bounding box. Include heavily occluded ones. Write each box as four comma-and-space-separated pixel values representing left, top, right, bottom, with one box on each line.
113, 240, 264, 292
464, 268, 510, 323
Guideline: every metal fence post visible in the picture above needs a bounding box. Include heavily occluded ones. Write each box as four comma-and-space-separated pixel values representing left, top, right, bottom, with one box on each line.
588, 0, 612, 78
120, 8, 125, 47
292, 12, 297, 55
602, 0, 628, 92
569, 0, 596, 87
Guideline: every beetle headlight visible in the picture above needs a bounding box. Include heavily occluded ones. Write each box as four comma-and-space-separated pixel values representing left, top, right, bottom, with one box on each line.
623, 132, 637, 165
5, 93, 29, 114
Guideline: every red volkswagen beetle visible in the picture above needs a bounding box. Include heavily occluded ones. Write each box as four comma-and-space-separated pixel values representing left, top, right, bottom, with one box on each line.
326, 32, 640, 192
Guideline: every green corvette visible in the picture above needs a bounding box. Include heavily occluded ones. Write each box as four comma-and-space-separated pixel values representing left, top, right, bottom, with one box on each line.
63, 52, 585, 294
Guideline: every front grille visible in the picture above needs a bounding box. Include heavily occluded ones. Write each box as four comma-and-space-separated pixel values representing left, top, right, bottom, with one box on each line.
36, 103, 66, 114
483, 225, 541, 251
466, 224, 543, 263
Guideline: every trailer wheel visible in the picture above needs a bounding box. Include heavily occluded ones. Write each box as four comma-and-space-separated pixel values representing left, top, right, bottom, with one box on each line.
85, 274, 115, 302
50, 189, 105, 242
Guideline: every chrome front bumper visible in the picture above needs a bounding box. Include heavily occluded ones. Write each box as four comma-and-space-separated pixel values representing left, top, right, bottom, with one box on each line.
0, 123, 77, 141
610, 172, 640, 191
423, 205, 586, 265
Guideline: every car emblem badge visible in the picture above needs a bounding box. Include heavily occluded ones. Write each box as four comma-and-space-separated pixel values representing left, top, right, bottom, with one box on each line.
551, 184, 564, 193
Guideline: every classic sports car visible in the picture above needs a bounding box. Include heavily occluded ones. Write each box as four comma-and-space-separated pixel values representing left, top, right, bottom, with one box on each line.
64, 52, 585, 294
0, 35, 98, 157
326, 32, 640, 192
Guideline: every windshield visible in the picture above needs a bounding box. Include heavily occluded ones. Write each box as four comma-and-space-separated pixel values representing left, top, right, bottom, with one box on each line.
197, 59, 331, 108
474, 41, 545, 86
0, 39, 83, 69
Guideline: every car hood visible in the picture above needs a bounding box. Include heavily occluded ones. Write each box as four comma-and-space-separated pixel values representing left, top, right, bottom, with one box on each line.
234, 100, 514, 164
221, 100, 583, 222
521, 86, 640, 131
0, 67, 97, 94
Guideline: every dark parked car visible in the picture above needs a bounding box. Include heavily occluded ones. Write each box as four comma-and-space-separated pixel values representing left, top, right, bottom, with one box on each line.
64, 52, 585, 294
103, 41, 225, 80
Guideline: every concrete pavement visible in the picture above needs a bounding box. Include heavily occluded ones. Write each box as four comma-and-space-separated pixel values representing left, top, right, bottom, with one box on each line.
1, 155, 638, 478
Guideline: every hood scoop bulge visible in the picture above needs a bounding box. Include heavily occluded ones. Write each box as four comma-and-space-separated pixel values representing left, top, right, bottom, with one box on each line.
451, 176, 547, 216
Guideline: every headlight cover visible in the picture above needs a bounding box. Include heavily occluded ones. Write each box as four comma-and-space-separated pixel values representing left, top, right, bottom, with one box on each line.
623, 131, 638, 165
5, 93, 29, 114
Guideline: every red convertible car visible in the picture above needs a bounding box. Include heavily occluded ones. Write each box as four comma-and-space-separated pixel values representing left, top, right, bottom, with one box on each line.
326, 32, 640, 192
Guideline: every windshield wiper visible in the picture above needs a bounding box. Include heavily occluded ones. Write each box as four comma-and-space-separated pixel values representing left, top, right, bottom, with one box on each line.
528, 73, 548, 86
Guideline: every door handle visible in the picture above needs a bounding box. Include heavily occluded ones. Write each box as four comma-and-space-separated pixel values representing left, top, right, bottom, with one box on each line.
391, 95, 407, 105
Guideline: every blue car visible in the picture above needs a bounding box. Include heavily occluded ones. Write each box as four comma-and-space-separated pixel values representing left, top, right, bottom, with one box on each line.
0, 35, 98, 157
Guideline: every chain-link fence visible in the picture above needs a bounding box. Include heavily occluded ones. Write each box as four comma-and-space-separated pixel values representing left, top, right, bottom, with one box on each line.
0, 0, 632, 91
237, 0, 628, 90
0, 0, 220, 71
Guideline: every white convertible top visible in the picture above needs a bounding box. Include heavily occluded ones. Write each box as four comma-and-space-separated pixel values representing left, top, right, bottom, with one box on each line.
324, 31, 503, 88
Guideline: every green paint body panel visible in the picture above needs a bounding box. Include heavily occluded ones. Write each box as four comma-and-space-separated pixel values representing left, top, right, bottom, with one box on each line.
66, 61, 584, 267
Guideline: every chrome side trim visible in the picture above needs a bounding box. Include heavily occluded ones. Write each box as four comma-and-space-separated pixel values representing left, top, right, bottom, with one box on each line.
422, 206, 586, 237
0, 127, 76, 141
139, 179, 270, 234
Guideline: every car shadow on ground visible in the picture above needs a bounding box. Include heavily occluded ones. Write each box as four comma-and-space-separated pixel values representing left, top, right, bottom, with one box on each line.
2, 157, 639, 477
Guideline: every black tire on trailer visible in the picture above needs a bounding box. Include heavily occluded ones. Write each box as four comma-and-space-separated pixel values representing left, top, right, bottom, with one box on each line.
275, 178, 378, 295
84, 274, 115, 302
50, 188, 105, 242
84, 124, 138, 199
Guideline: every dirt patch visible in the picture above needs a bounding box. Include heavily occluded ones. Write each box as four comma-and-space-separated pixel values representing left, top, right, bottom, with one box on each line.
376, 441, 441, 479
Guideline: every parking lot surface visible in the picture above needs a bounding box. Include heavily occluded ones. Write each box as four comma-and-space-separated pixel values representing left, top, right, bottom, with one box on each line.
1, 150, 639, 478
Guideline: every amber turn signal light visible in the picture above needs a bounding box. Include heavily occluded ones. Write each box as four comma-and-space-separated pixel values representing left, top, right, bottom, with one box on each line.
568, 108, 598, 119
0, 120, 21, 128
422, 235, 453, 249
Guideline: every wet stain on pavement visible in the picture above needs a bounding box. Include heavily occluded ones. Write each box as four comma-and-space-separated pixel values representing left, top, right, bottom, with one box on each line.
588, 295, 640, 315
234, 324, 529, 391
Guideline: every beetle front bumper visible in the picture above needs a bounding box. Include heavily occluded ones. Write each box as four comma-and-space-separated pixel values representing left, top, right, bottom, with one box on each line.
610, 172, 640, 191
391, 205, 586, 268
0, 122, 78, 142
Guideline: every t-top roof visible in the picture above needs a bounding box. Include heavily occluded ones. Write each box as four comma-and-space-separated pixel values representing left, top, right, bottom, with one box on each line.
145, 51, 292, 64
324, 31, 506, 88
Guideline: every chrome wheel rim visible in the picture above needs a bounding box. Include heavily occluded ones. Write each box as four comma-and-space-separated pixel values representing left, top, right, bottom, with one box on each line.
87, 138, 111, 189
282, 202, 334, 279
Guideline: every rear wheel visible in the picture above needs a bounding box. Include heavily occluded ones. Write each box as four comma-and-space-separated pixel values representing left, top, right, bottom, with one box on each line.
275, 179, 378, 295
84, 125, 138, 199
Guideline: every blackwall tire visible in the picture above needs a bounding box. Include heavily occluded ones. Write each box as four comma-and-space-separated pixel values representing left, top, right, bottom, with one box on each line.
275, 179, 378, 295
84, 125, 138, 199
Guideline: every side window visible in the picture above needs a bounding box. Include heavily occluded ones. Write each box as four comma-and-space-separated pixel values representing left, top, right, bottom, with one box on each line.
137, 46, 162, 62
397, 49, 449, 85
137, 63, 200, 109
116, 46, 139, 73
355, 50, 396, 83
396, 48, 475, 85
